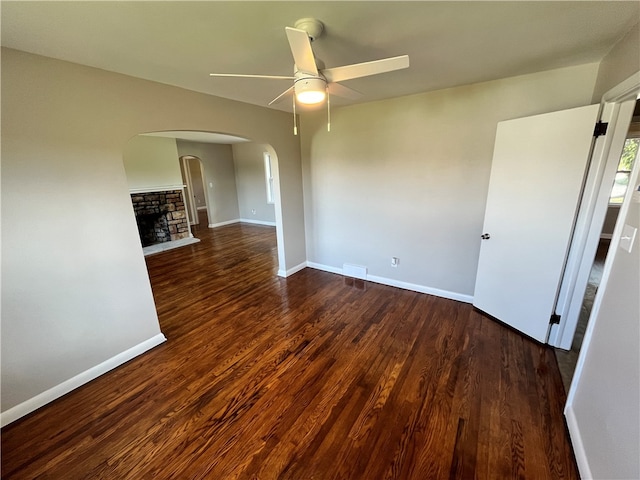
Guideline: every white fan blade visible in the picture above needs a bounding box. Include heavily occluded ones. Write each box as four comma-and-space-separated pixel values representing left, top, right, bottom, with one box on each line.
285, 27, 318, 76
209, 73, 294, 80
323, 55, 409, 83
328, 82, 362, 100
268, 86, 294, 105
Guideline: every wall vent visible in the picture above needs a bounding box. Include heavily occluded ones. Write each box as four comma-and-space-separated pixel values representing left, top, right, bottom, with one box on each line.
343, 263, 367, 280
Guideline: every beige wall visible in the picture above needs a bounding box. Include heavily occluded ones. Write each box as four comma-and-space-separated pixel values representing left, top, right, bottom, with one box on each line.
592, 22, 640, 102
122, 135, 182, 190
176, 140, 240, 226
300, 63, 599, 297
233, 142, 277, 224
1, 48, 305, 416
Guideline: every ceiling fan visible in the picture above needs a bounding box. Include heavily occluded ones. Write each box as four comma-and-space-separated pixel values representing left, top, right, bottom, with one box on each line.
209, 18, 410, 108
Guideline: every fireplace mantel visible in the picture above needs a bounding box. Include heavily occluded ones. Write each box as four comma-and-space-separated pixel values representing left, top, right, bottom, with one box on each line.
129, 184, 187, 195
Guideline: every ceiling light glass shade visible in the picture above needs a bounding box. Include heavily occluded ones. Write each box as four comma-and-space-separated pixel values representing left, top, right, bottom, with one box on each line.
297, 90, 326, 104
295, 77, 327, 104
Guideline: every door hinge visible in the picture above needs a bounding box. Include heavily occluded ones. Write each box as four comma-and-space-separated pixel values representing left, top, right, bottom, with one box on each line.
593, 121, 608, 137
549, 313, 561, 325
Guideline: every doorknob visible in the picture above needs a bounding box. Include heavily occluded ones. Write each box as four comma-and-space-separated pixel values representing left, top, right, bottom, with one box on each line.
481, 233, 491, 240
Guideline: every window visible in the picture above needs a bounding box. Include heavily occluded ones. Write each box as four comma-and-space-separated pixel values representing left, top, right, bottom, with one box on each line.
264, 152, 275, 204
610, 137, 639, 204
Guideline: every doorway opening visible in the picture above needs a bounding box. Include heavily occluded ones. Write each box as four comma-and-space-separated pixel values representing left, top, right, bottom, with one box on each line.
122, 130, 286, 273
555, 99, 640, 389
180, 155, 210, 227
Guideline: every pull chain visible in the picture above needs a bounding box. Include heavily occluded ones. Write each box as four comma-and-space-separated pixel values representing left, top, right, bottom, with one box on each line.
326, 85, 331, 132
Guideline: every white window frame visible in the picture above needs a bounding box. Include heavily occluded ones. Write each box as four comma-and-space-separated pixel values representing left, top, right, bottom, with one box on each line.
609, 135, 639, 205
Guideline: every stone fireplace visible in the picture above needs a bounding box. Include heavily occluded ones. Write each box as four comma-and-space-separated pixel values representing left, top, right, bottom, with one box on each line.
131, 190, 191, 247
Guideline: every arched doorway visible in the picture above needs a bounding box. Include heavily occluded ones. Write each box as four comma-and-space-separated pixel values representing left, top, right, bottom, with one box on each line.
122, 130, 282, 268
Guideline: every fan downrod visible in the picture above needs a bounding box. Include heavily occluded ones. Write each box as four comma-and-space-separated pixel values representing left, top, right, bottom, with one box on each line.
293, 18, 324, 41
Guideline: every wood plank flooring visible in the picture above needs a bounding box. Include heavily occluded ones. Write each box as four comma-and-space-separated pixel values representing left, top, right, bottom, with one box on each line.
1, 222, 578, 479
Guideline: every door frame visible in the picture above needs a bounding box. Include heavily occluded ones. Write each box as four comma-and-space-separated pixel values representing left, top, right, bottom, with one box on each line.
180, 155, 210, 226
550, 72, 640, 349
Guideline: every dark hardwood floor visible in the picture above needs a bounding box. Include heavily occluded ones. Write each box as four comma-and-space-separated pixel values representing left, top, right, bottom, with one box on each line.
2, 221, 578, 479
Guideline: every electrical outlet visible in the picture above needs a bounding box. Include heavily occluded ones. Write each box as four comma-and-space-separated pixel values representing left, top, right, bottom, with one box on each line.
391, 257, 399, 267
251, 209, 256, 215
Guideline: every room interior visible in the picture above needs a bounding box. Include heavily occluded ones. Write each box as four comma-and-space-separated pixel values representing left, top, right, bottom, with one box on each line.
123, 132, 279, 255
4, 214, 580, 479
2, 2, 639, 478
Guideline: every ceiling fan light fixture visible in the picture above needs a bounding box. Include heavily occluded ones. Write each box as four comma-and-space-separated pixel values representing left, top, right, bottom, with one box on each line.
294, 77, 327, 104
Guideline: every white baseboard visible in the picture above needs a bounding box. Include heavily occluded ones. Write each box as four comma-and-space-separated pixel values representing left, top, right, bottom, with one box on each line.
0, 333, 167, 427
306, 262, 473, 304
208, 219, 240, 229
565, 405, 592, 479
208, 219, 277, 229
306, 261, 342, 275
278, 261, 308, 278
367, 274, 473, 303
239, 218, 276, 227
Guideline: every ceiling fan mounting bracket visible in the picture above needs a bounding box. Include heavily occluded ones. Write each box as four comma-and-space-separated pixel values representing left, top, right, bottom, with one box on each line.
293, 18, 324, 41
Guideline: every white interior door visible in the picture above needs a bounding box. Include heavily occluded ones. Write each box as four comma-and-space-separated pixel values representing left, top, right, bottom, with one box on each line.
473, 104, 600, 342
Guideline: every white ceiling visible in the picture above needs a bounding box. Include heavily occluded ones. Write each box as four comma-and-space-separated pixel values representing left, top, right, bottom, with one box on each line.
2, 1, 639, 114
